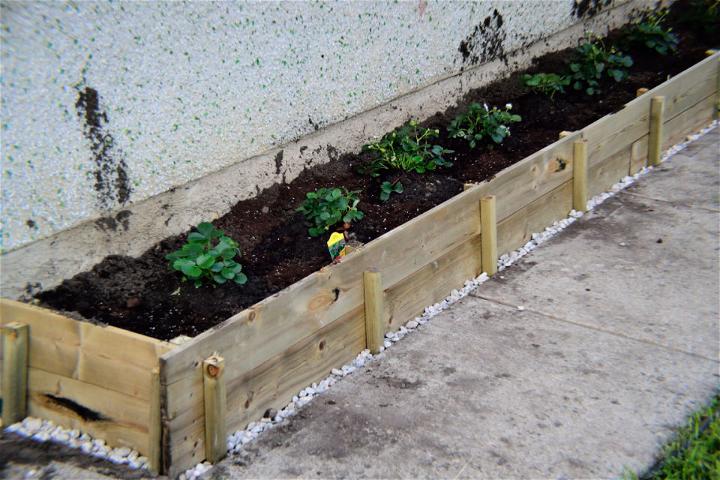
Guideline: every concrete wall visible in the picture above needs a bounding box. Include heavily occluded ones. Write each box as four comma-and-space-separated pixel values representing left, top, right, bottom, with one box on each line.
0, 0, 651, 297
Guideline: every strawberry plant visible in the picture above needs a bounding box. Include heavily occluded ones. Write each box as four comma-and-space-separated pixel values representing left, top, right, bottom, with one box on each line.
448, 103, 521, 148
297, 187, 364, 237
380, 180, 404, 202
569, 39, 633, 95
522, 73, 571, 99
624, 11, 679, 55
165, 222, 247, 287
360, 120, 453, 177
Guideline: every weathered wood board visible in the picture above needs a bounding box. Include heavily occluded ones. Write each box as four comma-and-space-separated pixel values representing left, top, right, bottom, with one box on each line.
0, 299, 172, 456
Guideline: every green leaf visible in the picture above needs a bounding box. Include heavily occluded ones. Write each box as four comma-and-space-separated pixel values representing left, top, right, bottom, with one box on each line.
211, 262, 224, 272
196, 222, 215, 237
196, 254, 214, 269
187, 232, 206, 243
181, 264, 202, 278
213, 274, 227, 284
221, 268, 235, 280
234, 273, 248, 285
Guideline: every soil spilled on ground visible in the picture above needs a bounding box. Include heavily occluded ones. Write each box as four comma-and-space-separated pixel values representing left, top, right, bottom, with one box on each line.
36, 2, 719, 340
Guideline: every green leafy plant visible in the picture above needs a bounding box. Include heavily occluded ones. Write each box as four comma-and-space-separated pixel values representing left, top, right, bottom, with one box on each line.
448, 103, 522, 148
522, 73, 571, 99
165, 222, 247, 287
379, 180, 404, 202
296, 187, 364, 237
625, 11, 679, 55
569, 39, 633, 95
360, 120, 453, 177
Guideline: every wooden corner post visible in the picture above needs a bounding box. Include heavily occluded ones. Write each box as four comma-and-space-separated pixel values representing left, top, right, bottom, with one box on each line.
2, 322, 29, 426
573, 139, 589, 212
480, 195, 498, 276
363, 271, 384, 354
203, 354, 227, 464
649, 96, 665, 166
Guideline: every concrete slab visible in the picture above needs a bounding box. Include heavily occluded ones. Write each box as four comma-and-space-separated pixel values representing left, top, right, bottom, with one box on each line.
624, 128, 719, 212
476, 138, 719, 360
218, 297, 718, 479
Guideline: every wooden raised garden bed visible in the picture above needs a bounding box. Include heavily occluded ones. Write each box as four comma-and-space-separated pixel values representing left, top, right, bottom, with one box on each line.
1, 52, 718, 476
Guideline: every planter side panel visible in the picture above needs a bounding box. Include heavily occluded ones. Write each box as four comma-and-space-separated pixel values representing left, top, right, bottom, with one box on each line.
0, 299, 171, 456
160, 133, 579, 475
584, 53, 719, 196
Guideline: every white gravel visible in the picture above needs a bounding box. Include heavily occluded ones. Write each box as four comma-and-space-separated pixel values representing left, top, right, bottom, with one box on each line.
4, 417, 149, 470
4, 121, 715, 480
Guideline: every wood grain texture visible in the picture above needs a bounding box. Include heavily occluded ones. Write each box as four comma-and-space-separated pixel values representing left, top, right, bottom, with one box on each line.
2, 322, 28, 425
363, 271, 384, 354
0, 299, 172, 400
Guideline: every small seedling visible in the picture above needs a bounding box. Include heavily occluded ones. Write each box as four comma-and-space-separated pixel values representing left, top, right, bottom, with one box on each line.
569, 39, 633, 95
166, 222, 247, 287
624, 11, 679, 55
522, 73, 571, 99
360, 120, 453, 177
297, 187, 364, 237
448, 103, 521, 148
379, 180, 404, 202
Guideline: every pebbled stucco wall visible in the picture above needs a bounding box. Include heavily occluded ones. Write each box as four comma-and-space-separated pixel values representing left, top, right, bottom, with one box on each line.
1, 0, 619, 253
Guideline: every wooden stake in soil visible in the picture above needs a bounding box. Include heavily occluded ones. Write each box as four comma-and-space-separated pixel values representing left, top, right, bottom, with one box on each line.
649, 96, 665, 167
480, 196, 498, 276
1, 322, 29, 426
203, 355, 227, 464
573, 139, 589, 212
148, 367, 162, 474
363, 271, 384, 354
636, 87, 648, 97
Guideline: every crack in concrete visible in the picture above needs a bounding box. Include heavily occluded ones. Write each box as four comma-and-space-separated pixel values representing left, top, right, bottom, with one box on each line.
468, 292, 719, 364
620, 191, 720, 213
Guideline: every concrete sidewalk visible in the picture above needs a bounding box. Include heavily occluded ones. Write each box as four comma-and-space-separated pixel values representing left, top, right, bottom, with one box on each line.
212, 127, 720, 479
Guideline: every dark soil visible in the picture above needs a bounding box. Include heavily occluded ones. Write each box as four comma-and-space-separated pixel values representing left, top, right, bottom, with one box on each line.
36, 2, 718, 340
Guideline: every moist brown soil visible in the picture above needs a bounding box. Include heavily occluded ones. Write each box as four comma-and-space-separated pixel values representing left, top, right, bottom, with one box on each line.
36, 4, 718, 340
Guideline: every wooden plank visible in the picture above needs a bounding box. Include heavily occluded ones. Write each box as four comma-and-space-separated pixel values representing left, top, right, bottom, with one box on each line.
663, 93, 717, 148
166, 306, 365, 474
0, 299, 172, 400
497, 181, 574, 256
2, 322, 28, 425
203, 355, 227, 464
583, 53, 718, 169
649, 96, 666, 166
480, 196, 498, 276
630, 135, 649, 175
363, 271, 384, 354
385, 233, 482, 332
573, 140, 589, 212
588, 142, 632, 198
26, 367, 151, 452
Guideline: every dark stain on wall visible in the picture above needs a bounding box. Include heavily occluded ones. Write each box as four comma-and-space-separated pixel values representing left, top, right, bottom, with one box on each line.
95, 209, 132, 232
274, 150, 284, 175
572, 0, 612, 19
75, 86, 131, 210
458, 9, 507, 67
